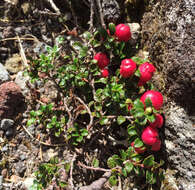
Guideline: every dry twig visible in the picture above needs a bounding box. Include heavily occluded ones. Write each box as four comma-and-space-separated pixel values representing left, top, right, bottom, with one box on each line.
45, 0, 61, 15
69, 153, 77, 189
74, 96, 94, 131
96, 0, 106, 28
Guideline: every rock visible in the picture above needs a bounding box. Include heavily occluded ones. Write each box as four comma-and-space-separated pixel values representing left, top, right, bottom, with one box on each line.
141, 0, 195, 113
0, 63, 10, 85
165, 103, 195, 186
5, 54, 24, 74
1, 145, 8, 152
102, 0, 120, 23
0, 176, 3, 190
15, 162, 27, 177
15, 71, 30, 95
5, 128, 14, 138
0, 81, 25, 119
0, 119, 14, 131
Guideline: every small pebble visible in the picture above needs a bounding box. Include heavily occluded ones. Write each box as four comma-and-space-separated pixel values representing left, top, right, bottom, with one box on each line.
1, 145, 8, 152
0, 119, 14, 131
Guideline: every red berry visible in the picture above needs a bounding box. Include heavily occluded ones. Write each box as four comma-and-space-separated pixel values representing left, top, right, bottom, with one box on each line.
101, 69, 109, 78
138, 62, 156, 86
151, 139, 161, 151
140, 90, 163, 110
150, 114, 164, 128
115, 24, 131, 42
141, 126, 158, 145
120, 59, 136, 78
131, 142, 146, 154
94, 52, 109, 69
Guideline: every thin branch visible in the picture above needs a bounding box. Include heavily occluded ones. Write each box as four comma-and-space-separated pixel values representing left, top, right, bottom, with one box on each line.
74, 96, 94, 131
96, 0, 106, 28
69, 153, 77, 189
78, 161, 111, 172
89, 0, 95, 31
17, 35, 29, 68
45, 0, 61, 15
63, 97, 73, 129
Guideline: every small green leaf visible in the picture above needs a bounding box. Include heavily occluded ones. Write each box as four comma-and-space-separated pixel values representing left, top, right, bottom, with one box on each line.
147, 114, 156, 123
92, 158, 99, 167
127, 126, 137, 137
143, 155, 155, 167
145, 97, 153, 107
108, 23, 116, 35
122, 167, 127, 177
98, 27, 108, 40
100, 117, 109, 125
134, 138, 144, 148
135, 69, 141, 77
27, 118, 36, 126
125, 162, 134, 173
131, 154, 142, 162
107, 155, 120, 168
134, 109, 145, 118
117, 116, 126, 125
109, 175, 118, 186
146, 170, 156, 184
133, 99, 144, 110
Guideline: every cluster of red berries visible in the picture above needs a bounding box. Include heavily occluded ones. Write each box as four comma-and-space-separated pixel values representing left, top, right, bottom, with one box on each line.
93, 24, 164, 153
132, 90, 164, 153
94, 24, 131, 78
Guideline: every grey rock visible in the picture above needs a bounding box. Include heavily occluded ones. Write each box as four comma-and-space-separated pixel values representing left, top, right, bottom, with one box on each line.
0, 63, 10, 85
5, 128, 14, 137
102, 0, 120, 23
15, 71, 30, 95
15, 162, 27, 177
0, 119, 14, 131
165, 103, 195, 183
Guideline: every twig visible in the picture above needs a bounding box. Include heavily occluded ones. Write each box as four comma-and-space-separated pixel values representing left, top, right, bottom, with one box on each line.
74, 96, 94, 131
63, 97, 73, 129
45, 0, 61, 15
96, 0, 106, 28
69, 153, 77, 189
78, 161, 111, 172
79, 171, 111, 190
17, 35, 28, 68
89, 0, 95, 31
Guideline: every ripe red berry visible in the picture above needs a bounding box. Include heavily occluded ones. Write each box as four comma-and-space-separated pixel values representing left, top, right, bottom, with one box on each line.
131, 142, 146, 154
140, 90, 163, 110
138, 62, 156, 86
101, 69, 109, 78
115, 24, 131, 42
120, 59, 136, 78
141, 126, 159, 145
150, 114, 164, 128
151, 139, 161, 151
94, 52, 109, 69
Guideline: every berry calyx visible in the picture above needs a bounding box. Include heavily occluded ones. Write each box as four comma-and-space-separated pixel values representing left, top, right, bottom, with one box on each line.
101, 69, 109, 78
115, 24, 131, 42
150, 114, 164, 128
120, 59, 136, 78
138, 62, 156, 86
151, 139, 161, 151
131, 142, 146, 154
141, 126, 159, 145
140, 90, 163, 110
94, 52, 109, 69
